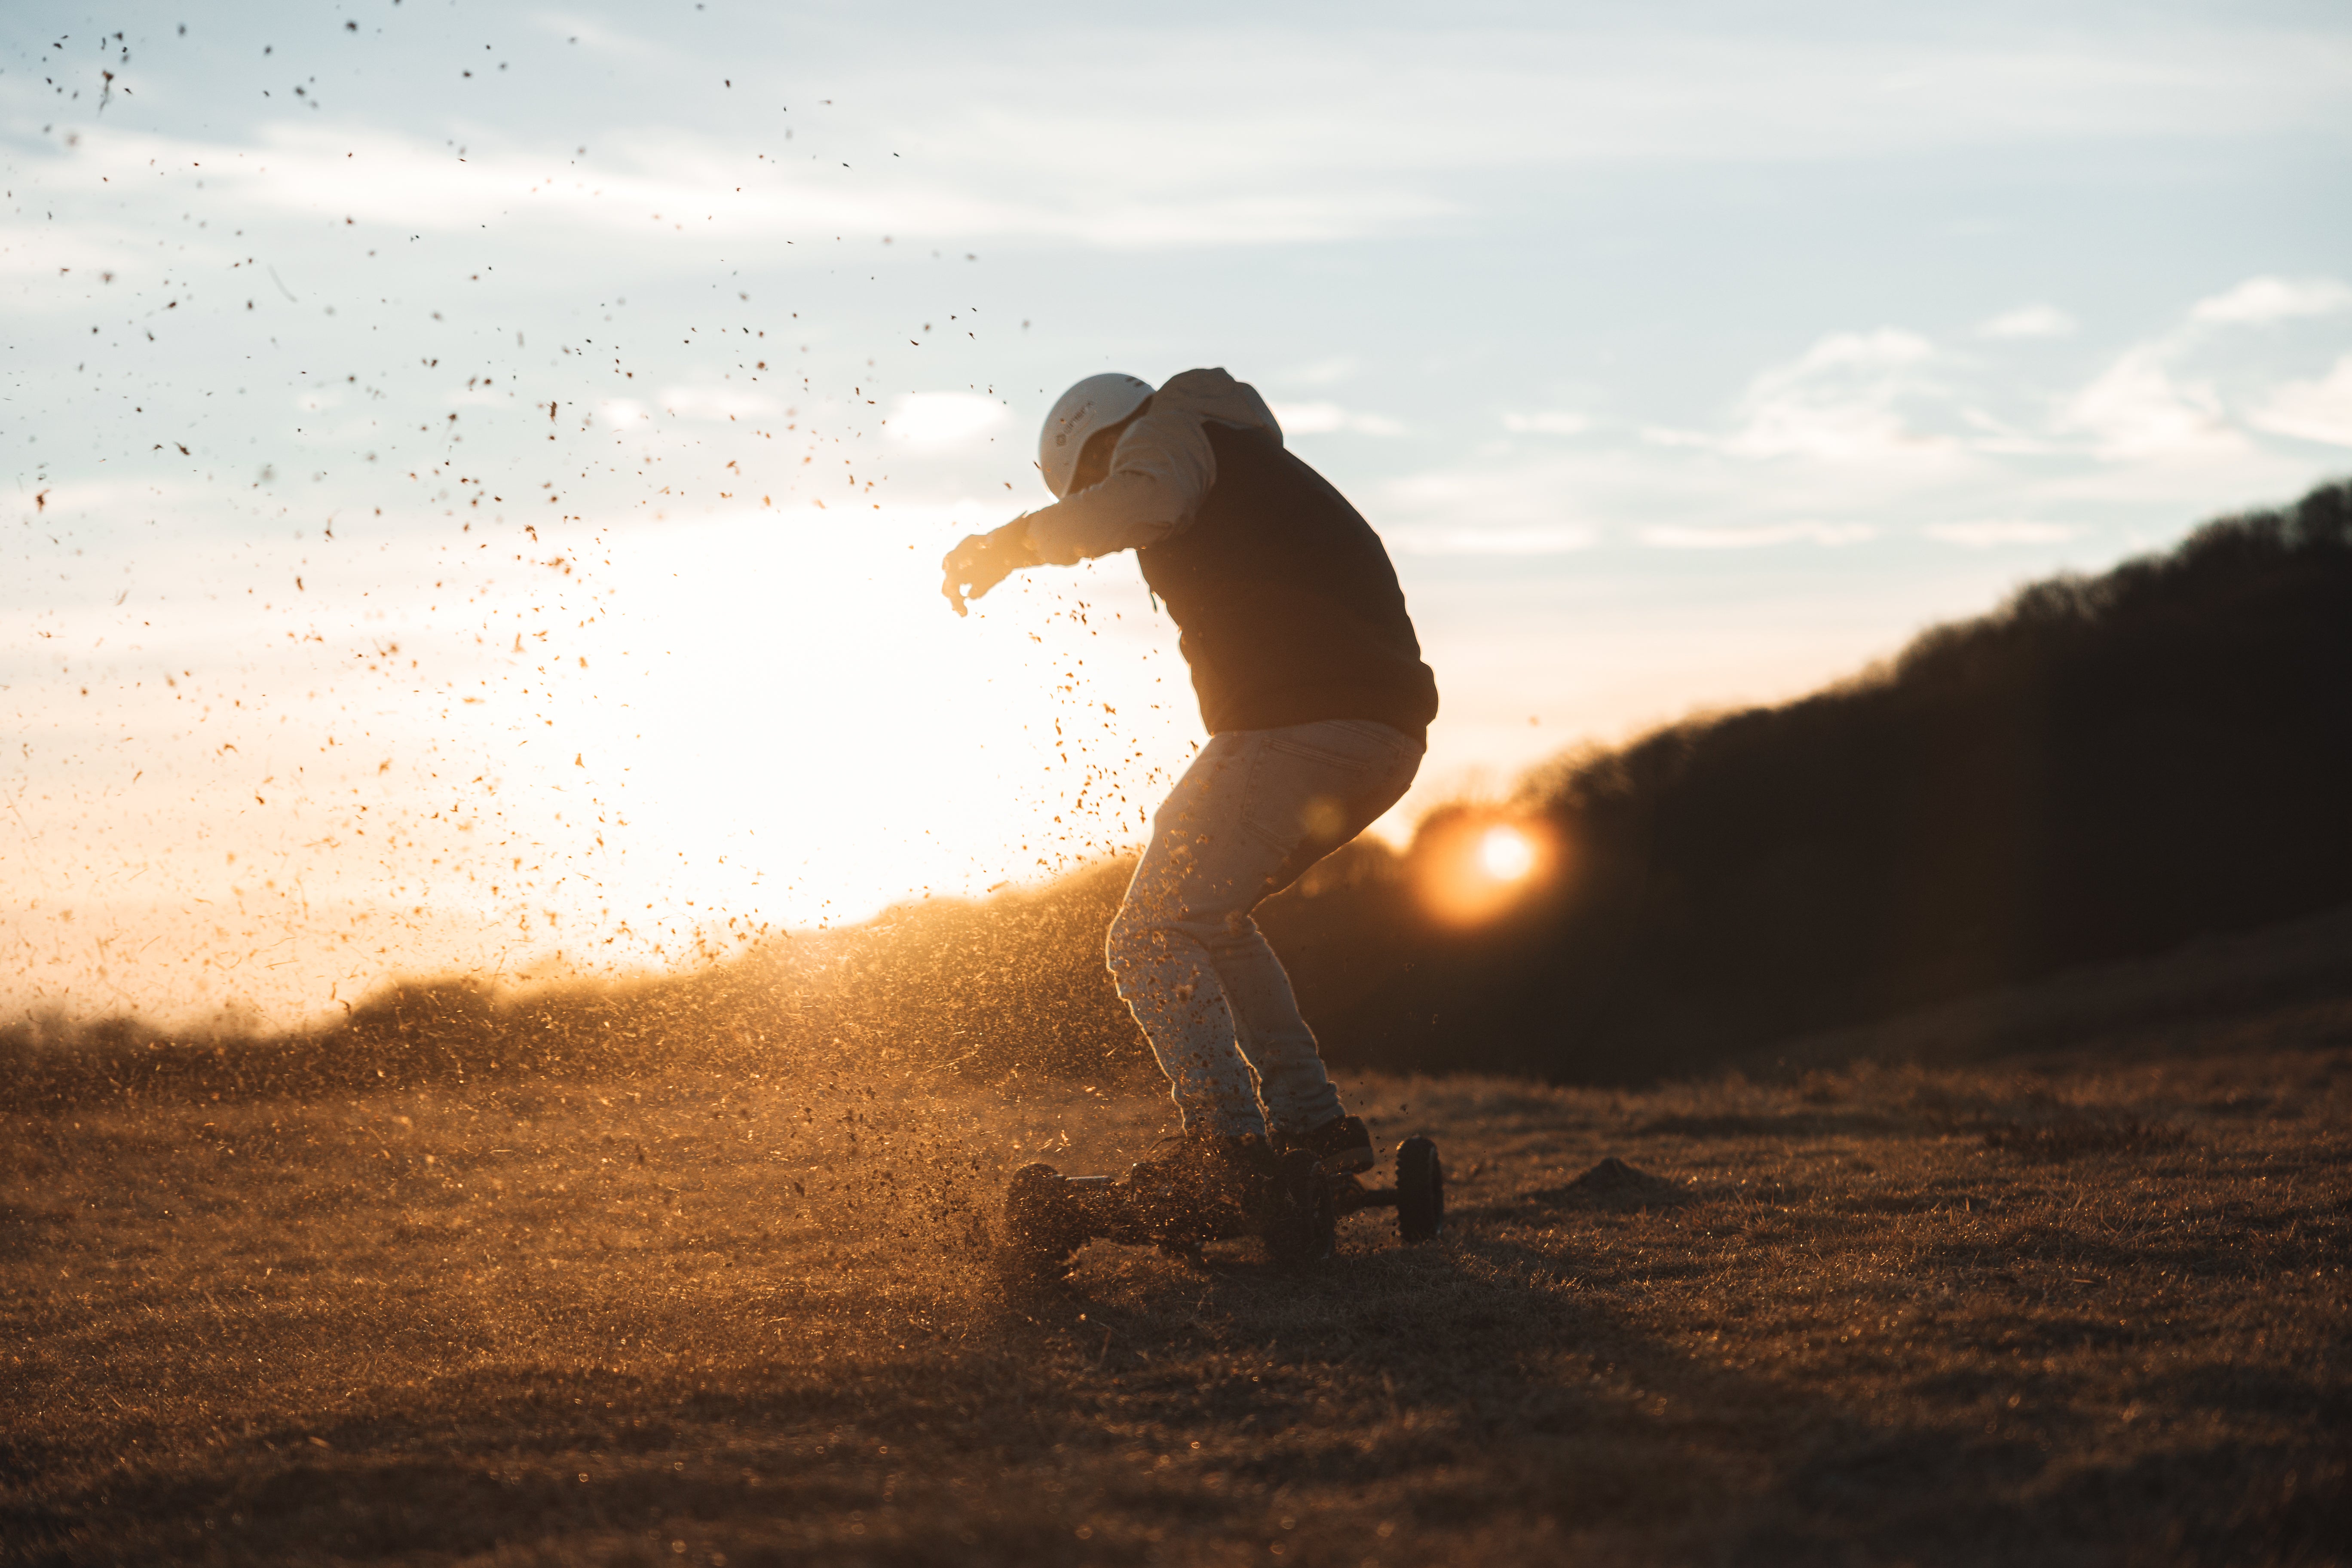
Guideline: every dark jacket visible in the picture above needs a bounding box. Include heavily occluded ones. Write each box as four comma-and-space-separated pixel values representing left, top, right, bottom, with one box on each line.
1138, 422, 1437, 741
1020, 366, 1437, 741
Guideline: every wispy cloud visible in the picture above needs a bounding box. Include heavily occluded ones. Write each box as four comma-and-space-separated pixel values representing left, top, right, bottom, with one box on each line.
41, 121, 1445, 254
40, 16, 2351, 271
868, 23, 2352, 183
2247, 354, 2352, 447
1638, 521, 1876, 549
2187, 276, 2352, 328
530, 11, 678, 61
1923, 520, 2079, 547
1977, 304, 2076, 340
2030, 275, 2352, 464
1274, 402, 1405, 437
1502, 411, 1592, 435
1387, 524, 1599, 556
593, 389, 781, 426
1372, 455, 1626, 555
1275, 358, 1360, 389
1698, 329, 1963, 472
656, 388, 782, 422
1366, 272, 2350, 567
2058, 348, 2243, 461
888, 392, 1011, 445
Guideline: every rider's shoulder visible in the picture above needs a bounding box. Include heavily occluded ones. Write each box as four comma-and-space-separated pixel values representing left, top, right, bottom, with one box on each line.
1151, 368, 1280, 441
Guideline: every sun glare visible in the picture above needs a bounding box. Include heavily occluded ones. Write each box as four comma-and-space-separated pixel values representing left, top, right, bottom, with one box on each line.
0, 498, 1213, 1031
1415, 812, 1558, 927
572, 508, 1196, 939
1478, 823, 1537, 882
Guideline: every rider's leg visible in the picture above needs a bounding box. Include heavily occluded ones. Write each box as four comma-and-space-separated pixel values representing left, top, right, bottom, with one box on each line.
1205, 721, 1421, 1139
1194, 911, 1340, 1137
1107, 721, 1421, 1141
1107, 734, 1269, 1139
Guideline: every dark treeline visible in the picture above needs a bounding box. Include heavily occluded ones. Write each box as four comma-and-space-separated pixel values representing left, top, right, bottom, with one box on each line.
9, 480, 2348, 1108
1283, 477, 2352, 1080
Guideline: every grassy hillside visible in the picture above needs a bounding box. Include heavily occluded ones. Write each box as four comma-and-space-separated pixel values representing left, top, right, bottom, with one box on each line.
8, 490, 2349, 1567
6, 998, 2344, 1565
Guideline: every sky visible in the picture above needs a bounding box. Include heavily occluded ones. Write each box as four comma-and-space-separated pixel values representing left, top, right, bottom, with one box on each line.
6, 0, 2350, 1027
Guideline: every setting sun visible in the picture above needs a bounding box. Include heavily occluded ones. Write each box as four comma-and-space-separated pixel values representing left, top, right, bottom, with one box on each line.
1478, 823, 1538, 882
1415, 812, 1559, 927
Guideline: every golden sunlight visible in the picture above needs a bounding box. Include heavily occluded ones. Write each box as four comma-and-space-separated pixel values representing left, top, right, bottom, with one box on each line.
0, 498, 1205, 1031
1414, 811, 1559, 927
590, 505, 1196, 930
1477, 823, 1538, 883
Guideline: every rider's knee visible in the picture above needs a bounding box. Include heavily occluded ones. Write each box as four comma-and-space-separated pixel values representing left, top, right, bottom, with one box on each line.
1104, 904, 1158, 984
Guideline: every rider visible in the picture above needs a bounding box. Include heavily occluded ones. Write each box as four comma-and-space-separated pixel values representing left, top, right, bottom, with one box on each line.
941, 368, 1438, 1196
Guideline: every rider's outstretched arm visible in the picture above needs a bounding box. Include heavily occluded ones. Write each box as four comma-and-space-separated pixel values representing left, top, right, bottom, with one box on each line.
940, 518, 1041, 616
937, 368, 1277, 614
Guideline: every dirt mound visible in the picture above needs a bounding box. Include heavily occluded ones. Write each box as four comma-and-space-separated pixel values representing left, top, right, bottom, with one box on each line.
1532, 1155, 1693, 1210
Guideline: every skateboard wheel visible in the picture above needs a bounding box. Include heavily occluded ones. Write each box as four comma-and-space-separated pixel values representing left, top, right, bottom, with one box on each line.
1395, 1136, 1445, 1243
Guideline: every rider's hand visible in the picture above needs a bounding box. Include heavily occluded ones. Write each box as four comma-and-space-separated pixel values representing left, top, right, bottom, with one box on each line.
940, 519, 1038, 616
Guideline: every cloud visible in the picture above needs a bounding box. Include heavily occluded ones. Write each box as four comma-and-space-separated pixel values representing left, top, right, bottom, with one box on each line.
888, 392, 1011, 446
1386, 524, 1598, 556
1977, 304, 2077, 340
1372, 456, 1628, 554
655, 387, 782, 422
3, 477, 211, 536
871, 23, 2352, 186
1716, 329, 1960, 469
36, 26, 2352, 268
1502, 411, 1592, 435
1277, 358, 1360, 389
1638, 521, 1876, 549
531, 11, 674, 59
0, 219, 175, 283
1956, 406, 2067, 456
594, 389, 779, 428
2058, 348, 2243, 460
2246, 354, 2352, 447
1273, 402, 1405, 437
2034, 275, 2352, 466
2187, 276, 2352, 328
1922, 520, 2080, 547
47, 121, 1444, 255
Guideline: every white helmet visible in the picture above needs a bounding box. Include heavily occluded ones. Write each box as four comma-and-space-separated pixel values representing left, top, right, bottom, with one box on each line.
1038, 372, 1155, 497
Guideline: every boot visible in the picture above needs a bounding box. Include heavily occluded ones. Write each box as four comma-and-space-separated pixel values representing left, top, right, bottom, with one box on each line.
1278, 1113, 1375, 1175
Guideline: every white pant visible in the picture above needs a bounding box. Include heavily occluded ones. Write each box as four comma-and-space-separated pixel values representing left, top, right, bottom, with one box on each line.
1106, 720, 1423, 1139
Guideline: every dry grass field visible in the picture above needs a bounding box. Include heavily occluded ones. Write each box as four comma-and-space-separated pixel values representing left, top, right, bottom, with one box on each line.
5, 1001, 2349, 1566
